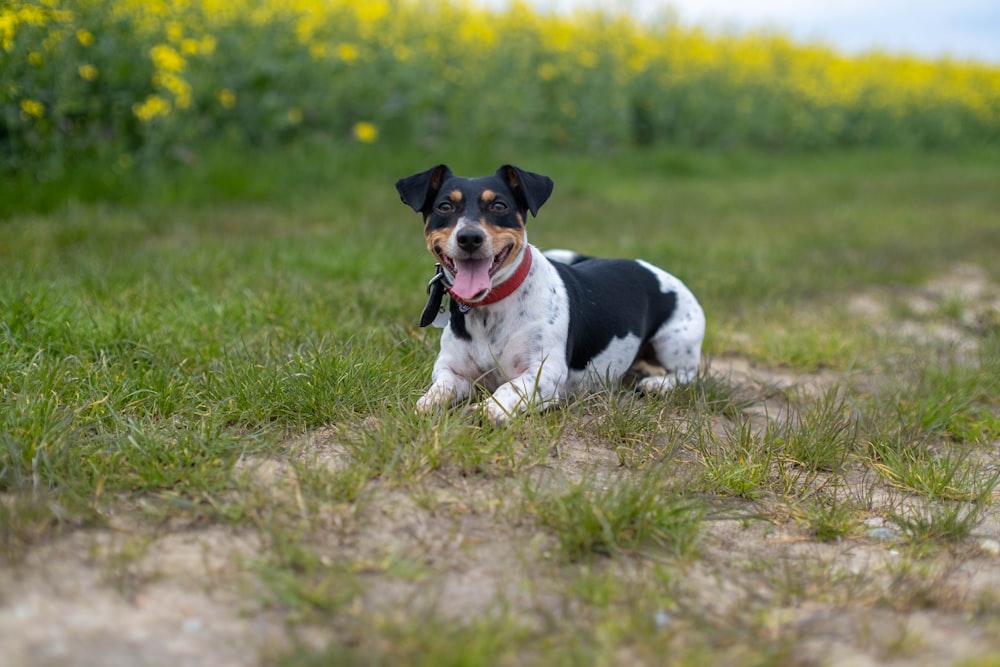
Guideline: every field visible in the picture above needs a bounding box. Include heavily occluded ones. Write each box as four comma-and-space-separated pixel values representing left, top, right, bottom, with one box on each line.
2, 145, 1000, 665
4, 0, 1000, 187
4, 0, 1000, 664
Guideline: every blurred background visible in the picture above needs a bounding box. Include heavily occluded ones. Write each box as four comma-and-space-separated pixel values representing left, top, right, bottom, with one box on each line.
532, 0, 1000, 62
3, 0, 999, 199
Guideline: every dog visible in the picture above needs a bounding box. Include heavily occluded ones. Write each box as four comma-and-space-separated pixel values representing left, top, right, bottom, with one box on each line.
396, 164, 705, 422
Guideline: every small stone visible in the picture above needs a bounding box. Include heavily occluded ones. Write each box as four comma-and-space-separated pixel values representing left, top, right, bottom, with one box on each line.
979, 539, 1000, 557
183, 617, 204, 633
866, 526, 897, 541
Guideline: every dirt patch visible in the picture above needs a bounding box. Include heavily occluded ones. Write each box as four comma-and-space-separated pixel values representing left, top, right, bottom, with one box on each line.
0, 524, 280, 667
847, 263, 1000, 357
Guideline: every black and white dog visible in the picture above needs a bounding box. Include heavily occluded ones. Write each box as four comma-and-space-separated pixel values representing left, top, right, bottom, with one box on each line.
396, 164, 705, 422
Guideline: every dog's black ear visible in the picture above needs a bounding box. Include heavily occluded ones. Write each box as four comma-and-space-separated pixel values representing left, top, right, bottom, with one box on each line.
396, 165, 452, 214
496, 165, 554, 217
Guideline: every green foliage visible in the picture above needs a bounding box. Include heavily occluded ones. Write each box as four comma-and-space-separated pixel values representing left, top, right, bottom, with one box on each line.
3, 0, 1000, 181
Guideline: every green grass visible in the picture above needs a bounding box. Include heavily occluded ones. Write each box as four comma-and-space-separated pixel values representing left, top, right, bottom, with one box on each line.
338, 407, 560, 481
694, 416, 776, 499
797, 492, 863, 542
782, 385, 859, 473
522, 469, 703, 561
2, 144, 1000, 664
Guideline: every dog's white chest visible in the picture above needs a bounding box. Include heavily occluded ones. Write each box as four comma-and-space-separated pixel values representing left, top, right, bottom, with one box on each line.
438, 260, 570, 391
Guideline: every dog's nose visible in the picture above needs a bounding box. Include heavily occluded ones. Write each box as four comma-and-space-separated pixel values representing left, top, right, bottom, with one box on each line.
456, 228, 485, 252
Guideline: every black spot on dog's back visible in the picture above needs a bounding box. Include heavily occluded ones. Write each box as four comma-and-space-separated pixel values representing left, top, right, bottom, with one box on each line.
551, 259, 676, 370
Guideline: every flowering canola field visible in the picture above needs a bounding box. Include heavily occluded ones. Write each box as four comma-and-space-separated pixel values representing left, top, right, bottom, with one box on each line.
4, 0, 1000, 175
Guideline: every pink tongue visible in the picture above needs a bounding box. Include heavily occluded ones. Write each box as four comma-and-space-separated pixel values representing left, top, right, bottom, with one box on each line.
451, 258, 493, 300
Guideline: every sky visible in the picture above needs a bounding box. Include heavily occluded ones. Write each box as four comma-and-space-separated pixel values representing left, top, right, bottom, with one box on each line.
527, 0, 1000, 64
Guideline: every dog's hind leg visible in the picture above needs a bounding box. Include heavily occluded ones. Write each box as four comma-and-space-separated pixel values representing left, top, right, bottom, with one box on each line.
637, 302, 705, 395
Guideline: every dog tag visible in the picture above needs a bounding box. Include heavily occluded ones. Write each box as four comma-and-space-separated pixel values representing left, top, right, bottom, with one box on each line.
431, 309, 450, 328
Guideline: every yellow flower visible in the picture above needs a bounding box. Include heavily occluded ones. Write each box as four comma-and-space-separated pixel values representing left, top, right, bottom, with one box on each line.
308, 42, 328, 59
8, 5, 47, 33
352, 121, 378, 143
153, 71, 192, 109
198, 35, 216, 55
78, 64, 98, 81
166, 22, 183, 43
356, 1, 389, 29
132, 94, 171, 122
287, 107, 303, 124
150, 44, 185, 73
28, 51, 43, 66
20, 98, 45, 118
337, 43, 359, 63
216, 88, 236, 109
0, 15, 14, 52
459, 20, 496, 47
295, 15, 319, 44
76, 29, 94, 47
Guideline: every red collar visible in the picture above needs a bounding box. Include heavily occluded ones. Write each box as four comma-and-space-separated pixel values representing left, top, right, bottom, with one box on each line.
449, 248, 533, 308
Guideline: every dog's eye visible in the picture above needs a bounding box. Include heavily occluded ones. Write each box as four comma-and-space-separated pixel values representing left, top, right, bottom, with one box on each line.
436, 201, 455, 213
490, 201, 508, 212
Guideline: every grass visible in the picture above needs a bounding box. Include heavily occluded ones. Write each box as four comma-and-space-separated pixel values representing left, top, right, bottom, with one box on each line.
338, 407, 559, 481
782, 385, 859, 473
798, 492, 862, 542
2, 144, 1000, 664
522, 469, 703, 561
694, 416, 776, 499
868, 436, 1000, 502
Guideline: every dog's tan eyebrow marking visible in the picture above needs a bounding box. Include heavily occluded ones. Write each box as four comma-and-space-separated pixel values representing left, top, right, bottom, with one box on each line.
448, 189, 463, 202
481, 189, 496, 203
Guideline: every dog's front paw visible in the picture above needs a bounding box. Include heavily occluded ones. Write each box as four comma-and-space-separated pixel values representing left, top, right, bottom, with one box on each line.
416, 390, 450, 414
416, 381, 463, 414
479, 400, 512, 425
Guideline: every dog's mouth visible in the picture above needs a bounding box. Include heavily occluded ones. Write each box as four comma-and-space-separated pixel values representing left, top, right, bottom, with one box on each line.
439, 244, 513, 301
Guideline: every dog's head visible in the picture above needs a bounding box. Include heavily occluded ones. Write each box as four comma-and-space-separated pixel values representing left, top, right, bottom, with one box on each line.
396, 165, 554, 303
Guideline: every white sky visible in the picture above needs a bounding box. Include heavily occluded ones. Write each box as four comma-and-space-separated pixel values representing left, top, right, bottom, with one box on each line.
523, 0, 1000, 63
